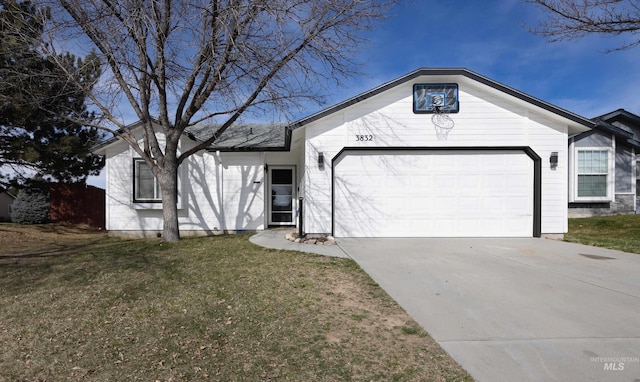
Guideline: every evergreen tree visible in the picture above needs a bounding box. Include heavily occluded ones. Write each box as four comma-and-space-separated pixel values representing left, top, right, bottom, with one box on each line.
0, 0, 104, 185
10, 183, 49, 224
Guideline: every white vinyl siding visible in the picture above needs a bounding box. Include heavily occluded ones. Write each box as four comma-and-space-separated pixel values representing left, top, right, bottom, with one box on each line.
304, 75, 571, 236
106, 141, 268, 233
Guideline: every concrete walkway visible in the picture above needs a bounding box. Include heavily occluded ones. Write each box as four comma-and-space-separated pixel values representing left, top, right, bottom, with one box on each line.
249, 229, 348, 258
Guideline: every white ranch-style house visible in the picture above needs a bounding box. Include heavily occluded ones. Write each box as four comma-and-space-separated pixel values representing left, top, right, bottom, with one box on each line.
94, 68, 640, 238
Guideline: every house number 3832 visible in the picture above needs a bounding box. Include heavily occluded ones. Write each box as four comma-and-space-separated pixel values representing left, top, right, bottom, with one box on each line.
355, 134, 373, 141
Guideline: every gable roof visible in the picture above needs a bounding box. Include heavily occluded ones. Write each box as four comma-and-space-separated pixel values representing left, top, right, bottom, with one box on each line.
93, 68, 597, 154
91, 118, 160, 155
589, 109, 640, 149
290, 68, 595, 131
594, 109, 640, 126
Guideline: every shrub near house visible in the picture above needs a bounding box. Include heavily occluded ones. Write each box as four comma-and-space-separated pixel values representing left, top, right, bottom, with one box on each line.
11, 187, 49, 224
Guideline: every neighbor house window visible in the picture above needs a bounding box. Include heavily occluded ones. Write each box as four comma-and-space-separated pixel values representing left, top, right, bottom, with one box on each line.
577, 150, 610, 199
134, 159, 161, 202
636, 160, 640, 196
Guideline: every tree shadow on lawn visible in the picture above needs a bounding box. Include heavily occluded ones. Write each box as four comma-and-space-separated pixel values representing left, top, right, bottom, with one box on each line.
0, 223, 108, 256
0, 238, 109, 259
0, 238, 185, 297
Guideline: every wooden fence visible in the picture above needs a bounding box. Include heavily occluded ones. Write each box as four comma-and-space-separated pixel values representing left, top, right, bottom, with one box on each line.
50, 184, 105, 229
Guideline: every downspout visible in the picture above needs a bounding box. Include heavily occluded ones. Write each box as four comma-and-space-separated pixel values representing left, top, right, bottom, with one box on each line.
217, 150, 223, 232
263, 152, 267, 229
633, 147, 637, 214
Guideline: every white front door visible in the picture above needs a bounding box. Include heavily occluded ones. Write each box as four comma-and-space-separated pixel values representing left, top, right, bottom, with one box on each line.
268, 166, 296, 225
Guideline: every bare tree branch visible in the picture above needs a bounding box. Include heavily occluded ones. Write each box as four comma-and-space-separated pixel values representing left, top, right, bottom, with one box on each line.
528, 0, 640, 51
25, 0, 398, 240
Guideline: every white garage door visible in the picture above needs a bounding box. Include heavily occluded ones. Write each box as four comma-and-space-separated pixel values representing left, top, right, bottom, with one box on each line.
334, 150, 534, 237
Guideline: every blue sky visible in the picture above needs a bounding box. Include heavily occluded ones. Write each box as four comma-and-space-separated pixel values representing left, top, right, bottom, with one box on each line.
87, 0, 639, 187
332, 0, 640, 118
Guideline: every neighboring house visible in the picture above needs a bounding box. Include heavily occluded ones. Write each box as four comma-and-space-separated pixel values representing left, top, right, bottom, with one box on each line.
0, 190, 16, 222
569, 109, 640, 217
95, 68, 608, 238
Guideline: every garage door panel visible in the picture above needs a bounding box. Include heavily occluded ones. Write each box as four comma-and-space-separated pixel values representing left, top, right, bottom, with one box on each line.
459, 219, 482, 232
434, 175, 457, 191
485, 175, 507, 190
460, 197, 482, 211
506, 197, 530, 213
334, 150, 533, 237
508, 174, 530, 187
387, 198, 410, 213
431, 219, 457, 236
459, 176, 482, 193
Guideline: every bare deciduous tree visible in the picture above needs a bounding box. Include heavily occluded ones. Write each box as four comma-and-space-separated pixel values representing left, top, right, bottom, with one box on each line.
24, 0, 397, 241
527, 0, 640, 51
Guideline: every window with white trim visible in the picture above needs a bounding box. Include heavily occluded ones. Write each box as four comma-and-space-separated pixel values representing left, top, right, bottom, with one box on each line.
576, 149, 610, 199
636, 160, 640, 197
134, 159, 161, 202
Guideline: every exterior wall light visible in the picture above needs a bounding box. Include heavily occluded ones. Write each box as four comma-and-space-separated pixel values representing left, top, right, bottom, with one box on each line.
550, 152, 558, 169
318, 152, 325, 170
297, 196, 304, 238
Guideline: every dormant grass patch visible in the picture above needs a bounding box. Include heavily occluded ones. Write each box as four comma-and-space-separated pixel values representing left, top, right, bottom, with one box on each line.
0, 224, 472, 381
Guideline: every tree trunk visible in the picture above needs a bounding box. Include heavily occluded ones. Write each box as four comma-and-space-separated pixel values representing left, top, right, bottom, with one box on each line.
159, 161, 180, 242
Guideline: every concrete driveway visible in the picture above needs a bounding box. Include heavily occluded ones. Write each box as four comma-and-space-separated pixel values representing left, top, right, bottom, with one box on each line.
338, 238, 640, 382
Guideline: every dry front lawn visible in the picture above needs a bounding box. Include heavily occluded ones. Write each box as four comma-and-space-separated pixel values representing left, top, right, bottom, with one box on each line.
0, 224, 472, 381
